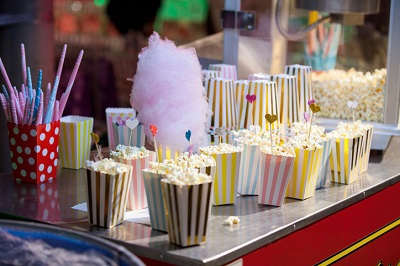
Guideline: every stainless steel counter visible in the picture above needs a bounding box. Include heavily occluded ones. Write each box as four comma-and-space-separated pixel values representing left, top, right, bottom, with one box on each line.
1, 137, 400, 265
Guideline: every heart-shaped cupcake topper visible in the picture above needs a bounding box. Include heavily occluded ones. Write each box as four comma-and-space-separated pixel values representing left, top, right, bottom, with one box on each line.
347, 100, 358, 124
150, 124, 159, 164
185, 130, 192, 142
246, 94, 256, 103
264, 113, 277, 150
116, 120, 126, 126
308, 99, 315, 106
215, 126, 227, 144
90, 132, 103, 161
308, 102, 321, 139
304, 112, 310, 123
126, 118, 139, 146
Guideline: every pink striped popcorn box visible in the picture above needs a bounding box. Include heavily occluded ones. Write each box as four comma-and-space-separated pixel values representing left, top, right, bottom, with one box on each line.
208, 64, 237, 80
258, 151, 295, 206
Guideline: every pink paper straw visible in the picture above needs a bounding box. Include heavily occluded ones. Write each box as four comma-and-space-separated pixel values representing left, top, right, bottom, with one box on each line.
19, 91, 25, 116
12, 86, 23, 121
36, 93, 43, 125
10, 94, 17, 124
44, 82, 51, 112
23, 98, 29, 124
21, 44, 27, 87
28, 89, 36, 124
0, 93, 10, 122
0, 57, 16, 99
59, 50, 84, 117
53, 100, 59, 122
56, 44, 67, 80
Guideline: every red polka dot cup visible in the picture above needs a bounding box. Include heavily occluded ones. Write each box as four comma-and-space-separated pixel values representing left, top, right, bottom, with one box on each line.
7, 121, 60, 184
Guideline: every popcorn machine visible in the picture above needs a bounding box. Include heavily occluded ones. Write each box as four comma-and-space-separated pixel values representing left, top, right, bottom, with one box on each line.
217, 0, 400, 150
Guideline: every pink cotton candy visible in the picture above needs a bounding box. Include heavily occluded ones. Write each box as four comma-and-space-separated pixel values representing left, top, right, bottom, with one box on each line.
131, 32, 209, 152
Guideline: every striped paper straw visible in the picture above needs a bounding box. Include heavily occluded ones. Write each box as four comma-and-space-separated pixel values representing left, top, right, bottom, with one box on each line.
86, 166, 132, 228
142, 170, 168, 232
112, 122, 145, 148
284, 64, 314, 116
161, 181, 212, 247
330, 135, 364, 184
59, 116, 94, 169
209, 64, 237, 80
258, 152, 295, 206
315, 138, 333, 189
237, 143, 261, 195
286, 147, 323, 200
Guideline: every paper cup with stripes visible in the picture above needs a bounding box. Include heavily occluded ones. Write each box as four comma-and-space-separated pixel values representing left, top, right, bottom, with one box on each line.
284, 64, 314, 116
142, 170, 168, 232
112, 122, 145, 148
112, 152, 155, 211
105, 108, 136, 150
85, 164, 132, 228
330, 135, 364, 185
157, 144, 181, 162
235, 80, 249, 130
59, 116, 93, 170
286, 147, 323, 200
237, 143, 261, 195
161, 181, 213, 247
315, 138, 333, 189
359, 125, 373, 174
270, 74, 300, 140
248, 73, 270, 81
241, 80, 281, 146
258, 150, 295, 206
208, 64, 237, 80
202, 70, 221, 80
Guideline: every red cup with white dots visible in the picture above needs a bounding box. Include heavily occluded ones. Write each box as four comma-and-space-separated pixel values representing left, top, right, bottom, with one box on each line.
7, 120, 60, 184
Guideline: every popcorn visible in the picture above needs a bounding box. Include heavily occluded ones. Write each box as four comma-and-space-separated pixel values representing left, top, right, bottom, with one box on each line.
199, 143, 242, 155
161, 168, 212, 187
330, 121, 366, 139
176, 152, 216, 168
225, 216, 240, 226
313, 68, 385, 122
110, 144, 150, 159
260, 144, 295, 157
291, 122, 325, 136
145, 160, 181, 175
85, 158, 129, 175
286, 134, 323, 150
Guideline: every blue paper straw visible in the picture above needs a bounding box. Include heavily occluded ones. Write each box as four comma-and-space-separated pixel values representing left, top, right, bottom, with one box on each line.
1, 85, 9, 101
43, 76, 59, 124
27, 67, 33, 102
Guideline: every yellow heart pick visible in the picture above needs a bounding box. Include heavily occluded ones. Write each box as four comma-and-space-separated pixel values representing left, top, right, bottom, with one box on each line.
91, 132, 99, 144
265, 114, 278, 124
310, 103, 321, 113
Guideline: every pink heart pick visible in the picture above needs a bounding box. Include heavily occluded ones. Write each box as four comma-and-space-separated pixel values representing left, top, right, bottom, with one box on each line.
246, 94, 256, 103
308, 99, 315, 106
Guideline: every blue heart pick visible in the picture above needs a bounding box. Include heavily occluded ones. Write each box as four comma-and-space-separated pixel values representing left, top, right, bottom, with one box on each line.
185, 130, 192, 142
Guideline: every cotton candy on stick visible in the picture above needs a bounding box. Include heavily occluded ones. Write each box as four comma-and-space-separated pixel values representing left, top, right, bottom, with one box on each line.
131, 32, 209, 152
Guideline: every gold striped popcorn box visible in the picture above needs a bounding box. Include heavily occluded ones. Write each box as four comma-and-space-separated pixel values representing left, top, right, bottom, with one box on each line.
203, 151, 241, 206
258, 151, 295, 206
286, 147, 323, 200
205, 78, 238, 132
330, 135, 364, 185
105, 108, 136, 150
161, 180, 213, 247
284, 64, 314, 116
113, 152, 156, 211
112, 123, 145, 148
241, 80, 281, 146
235, 80, 249, 130
359, 125, 373, 174
316, 138, 334, 189
142, 170, 168, 232
209, 63, 237, 80
85, 164, 133, 229
59, 116, 93, 170
248, 73, 270, 81
237, 143, 261, 195
270, 74, 300, 141
157, 144, 181, 161
202, 69, 221, 80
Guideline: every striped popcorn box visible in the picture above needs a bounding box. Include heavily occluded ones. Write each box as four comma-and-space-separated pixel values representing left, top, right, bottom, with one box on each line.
85, 164, 133, 229
161, 181, 213, 247
59, 116, 93, 170
258, 151, 295, 206
359, 125, 373, 174
286, 147, 323, 200
112, 123, 145, 148
113, 152, 156, 211
202, 70, 221, 80
237, 143, 261, 195
315, 138, 334, 189
142, 170, 168, 232
270, 74, 300, 140
209, 64, 237, 80
105, 108, 136, 150
157, 144, 181, 161
284, 64, 314, 116
235, 80, 249, 130
248, 73, 270, 81
241, 80, 281, 146
205, 78, 238, 133
330, 135, 364, 185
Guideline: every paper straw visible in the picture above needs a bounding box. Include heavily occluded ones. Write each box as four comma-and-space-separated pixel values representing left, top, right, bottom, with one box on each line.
53, 100, 59, 122
33, 88, 42, 123
56, 44, 67, 79
23, 98, 29, 124
44, 82, 51, 113
21, 44, 27, 87
0, 57, 16, 99
43, 76, 59, 124
2, 85, 9, 101
36, 93, 43, 125
59, 50, 84, 117
19, 91, 25, 117
28, 89, 35, 124
27, 67, 33, 101
0, 93, 10, 121
10, 94, 17, 123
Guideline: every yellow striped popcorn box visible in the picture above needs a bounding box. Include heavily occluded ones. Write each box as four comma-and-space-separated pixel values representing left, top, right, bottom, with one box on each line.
234, 80, 250, 130
248, 73, 270, 81
113, 152, 156, 211
315, 138, 334, 189
142, 170, 168, 232
286, 147, 323, 200
241, 80, 281, 146
157, 144, 181, 161
85, 164, 132, 229
105, 108, 136, 150
359, 125, 373, 174
202, 70, 221, 80
270, 74, 300, 141
330, 135, 364, 185
209, 64, 237, 80
59, 116, 93, 170
205, 78, 238, 133
161, 181, 213, 247
237, 143, 261, 195
112, 123, 145, 148
284, 64, 314, 116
